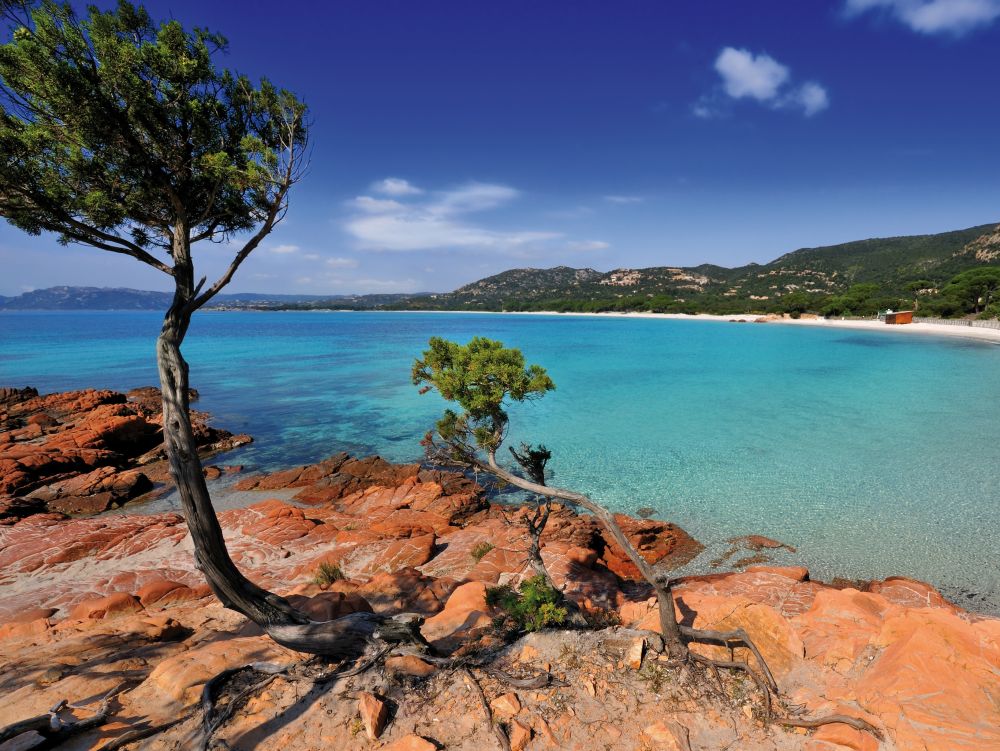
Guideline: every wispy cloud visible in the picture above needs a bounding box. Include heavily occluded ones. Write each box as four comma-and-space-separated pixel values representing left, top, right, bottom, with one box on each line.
268, 243, 300, 254
372, 177, 423, 196
845, 0, 1000, 35
604, 195, 644, 204
326, 257, 359, 269
343, 180, 563, 253
695, 47, 829, 118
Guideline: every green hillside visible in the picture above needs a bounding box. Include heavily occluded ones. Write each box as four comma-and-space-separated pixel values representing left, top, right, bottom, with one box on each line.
390, 222, 1000, 317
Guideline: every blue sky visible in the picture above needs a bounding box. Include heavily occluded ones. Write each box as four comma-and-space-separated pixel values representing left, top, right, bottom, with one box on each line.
2, 0, 1000, 296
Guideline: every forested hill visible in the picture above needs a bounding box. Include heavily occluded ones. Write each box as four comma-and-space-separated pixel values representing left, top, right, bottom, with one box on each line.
391, 221, 1000, 316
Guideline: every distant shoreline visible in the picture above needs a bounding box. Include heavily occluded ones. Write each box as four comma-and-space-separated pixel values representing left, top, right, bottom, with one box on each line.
366, 308, 1000, 344
6, 306, 1000, 344
497, 310, 1000, 343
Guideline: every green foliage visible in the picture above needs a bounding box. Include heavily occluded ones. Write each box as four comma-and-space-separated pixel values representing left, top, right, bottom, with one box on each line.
942, 267, 1000, 314
0, 0, 307, 263
313, 561, 344, 586
470, 541, 495, 562
413, 336, 554, 454
486, 576, 568, 633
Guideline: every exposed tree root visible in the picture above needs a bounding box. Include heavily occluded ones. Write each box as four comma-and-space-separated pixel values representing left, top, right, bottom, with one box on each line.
680, 625, 779, 692
462, 667, 511, 751
93, 718, 186, 751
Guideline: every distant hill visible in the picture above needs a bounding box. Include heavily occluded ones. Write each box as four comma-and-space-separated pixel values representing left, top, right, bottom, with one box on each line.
5, 222, 999, 316
392, 222, 1000, 314
0, 286, 419, 311
0, 286, 174, 310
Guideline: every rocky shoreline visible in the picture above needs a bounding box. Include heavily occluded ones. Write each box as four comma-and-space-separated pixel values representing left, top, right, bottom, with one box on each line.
0, 389, 998, 750
0, 386, 251, 521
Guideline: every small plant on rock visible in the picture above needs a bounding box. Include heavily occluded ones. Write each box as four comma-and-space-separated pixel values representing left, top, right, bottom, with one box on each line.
470, 541, 495, 562
314, 561, 344, 587
486, 576, 568, 633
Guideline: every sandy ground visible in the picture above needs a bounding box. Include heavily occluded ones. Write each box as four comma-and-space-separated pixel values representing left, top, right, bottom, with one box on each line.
500, 310, 1000, 344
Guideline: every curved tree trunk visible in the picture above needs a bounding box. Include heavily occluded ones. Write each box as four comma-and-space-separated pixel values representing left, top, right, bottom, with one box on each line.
156, 293, 422, 656
484, 452, 687, 659
156, 312, 308, 629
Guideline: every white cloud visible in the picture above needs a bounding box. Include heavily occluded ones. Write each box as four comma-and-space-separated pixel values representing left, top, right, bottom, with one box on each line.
845, 0, 1000, 34
427, 183, 519, 215
604, 195, 644, 204
268, 244, 299, 254
697, 47, 829, 118
715, 48, 789, 101
302, 253, 321, 261
326, 257, 359, 268
343, 180, 565, 253
372, 177, 423, 196
791, 81, 830, 116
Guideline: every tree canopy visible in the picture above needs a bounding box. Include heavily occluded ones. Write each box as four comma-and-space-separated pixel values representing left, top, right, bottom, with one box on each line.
942, 267, 1000, 315
0, 0, 307, 307
412, 336, 554, 455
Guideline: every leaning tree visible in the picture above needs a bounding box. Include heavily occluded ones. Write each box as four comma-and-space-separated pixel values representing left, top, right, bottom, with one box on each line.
412, 336, 889, 739
0, 0, 417, 655
414, 336, 769, 665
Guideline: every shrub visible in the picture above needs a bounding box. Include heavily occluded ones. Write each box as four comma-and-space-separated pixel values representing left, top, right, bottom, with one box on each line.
314, 561, 344, 586
486, 576, 568, 633
470, 541, 495, 561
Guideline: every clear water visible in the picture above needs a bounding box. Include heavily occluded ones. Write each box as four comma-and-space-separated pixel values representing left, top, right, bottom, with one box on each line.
2, 310, 999, 612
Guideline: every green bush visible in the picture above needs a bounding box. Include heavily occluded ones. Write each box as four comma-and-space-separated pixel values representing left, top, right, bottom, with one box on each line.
486, 576, 568, 633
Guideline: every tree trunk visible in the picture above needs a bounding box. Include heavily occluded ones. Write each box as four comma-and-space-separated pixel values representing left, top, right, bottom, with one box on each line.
156, 313, 308, 629
156, 304, 424, 656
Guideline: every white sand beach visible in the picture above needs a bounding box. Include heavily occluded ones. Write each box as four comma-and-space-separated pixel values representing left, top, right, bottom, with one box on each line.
502, 310, 1000, 344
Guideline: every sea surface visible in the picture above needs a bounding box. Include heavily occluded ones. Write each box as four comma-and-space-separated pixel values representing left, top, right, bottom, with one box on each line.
2, 310, 999, 612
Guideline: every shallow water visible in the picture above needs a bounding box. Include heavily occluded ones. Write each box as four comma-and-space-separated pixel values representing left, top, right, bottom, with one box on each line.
2, 310, 999, 612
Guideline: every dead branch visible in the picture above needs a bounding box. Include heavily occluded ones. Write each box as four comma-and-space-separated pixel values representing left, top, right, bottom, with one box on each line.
0, 696, 111, 746
462, 667, 511, 751
774, 713, 884, 740
483, 666, 569, 689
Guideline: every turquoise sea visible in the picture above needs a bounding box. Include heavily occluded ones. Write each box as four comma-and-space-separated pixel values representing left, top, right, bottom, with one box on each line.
2, 310, 999, 612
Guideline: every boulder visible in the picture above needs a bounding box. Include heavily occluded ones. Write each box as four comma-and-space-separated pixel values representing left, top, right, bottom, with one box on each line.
420, 581, 492, 651
68, 592, 143, 620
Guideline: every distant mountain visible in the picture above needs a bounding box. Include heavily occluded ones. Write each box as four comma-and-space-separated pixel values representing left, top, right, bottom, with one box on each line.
0, 287, 420, 310
0, 286, 174, 310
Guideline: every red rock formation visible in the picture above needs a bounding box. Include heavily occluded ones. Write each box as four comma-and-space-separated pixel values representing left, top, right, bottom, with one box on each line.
0, 451, 996, 750
0, 386, 251, 519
